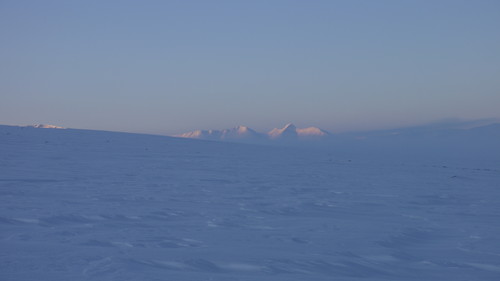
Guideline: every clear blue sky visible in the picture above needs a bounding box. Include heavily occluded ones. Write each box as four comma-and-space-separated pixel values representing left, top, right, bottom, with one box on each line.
1, 0, 499, 134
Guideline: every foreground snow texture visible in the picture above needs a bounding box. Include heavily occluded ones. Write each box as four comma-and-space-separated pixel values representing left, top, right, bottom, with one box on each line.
1, 125, 500, 281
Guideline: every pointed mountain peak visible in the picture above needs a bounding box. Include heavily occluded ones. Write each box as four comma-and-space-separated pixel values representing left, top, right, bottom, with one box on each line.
268, 123, 298, 140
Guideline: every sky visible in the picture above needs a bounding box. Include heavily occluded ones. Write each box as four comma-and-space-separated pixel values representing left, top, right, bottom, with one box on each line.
1, 0, 499, 135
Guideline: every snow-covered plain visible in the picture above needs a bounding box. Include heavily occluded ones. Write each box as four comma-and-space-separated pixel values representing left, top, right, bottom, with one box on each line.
1, 125, 499, 280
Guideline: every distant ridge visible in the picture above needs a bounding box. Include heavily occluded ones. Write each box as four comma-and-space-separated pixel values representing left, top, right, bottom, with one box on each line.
176, 123, 331, 144
177, 126, 264, 142
25, 124, 65, 129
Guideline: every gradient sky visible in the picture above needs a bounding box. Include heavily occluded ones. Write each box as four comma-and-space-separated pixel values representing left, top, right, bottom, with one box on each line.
1, 0, 499, 135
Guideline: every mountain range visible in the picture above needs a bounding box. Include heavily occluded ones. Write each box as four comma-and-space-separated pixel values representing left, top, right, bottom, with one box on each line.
15, 121, 500, 151
175, 123, 330, 143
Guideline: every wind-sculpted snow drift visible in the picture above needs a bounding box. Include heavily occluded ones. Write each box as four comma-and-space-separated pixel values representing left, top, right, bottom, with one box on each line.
1, 124, 499, 281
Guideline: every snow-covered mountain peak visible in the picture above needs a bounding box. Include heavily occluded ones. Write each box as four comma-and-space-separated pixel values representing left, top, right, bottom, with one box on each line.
176, 129, 221, 140
297, 127, 329, 137
234, 125, 252, 133
176, 125, 264, 143
26, 124, 65, 129
268, 123, 298, 139
221, 126, 261, 140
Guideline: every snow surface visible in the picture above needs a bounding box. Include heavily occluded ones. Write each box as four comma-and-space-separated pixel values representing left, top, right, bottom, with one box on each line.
1, 124, 500, 280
